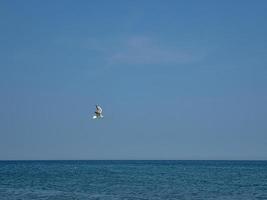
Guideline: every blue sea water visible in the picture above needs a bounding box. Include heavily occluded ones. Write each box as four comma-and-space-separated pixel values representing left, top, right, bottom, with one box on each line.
0, 160, 267, 200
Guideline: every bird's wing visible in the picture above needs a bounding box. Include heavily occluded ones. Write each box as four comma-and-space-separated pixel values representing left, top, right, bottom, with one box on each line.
96, 105, 102, 113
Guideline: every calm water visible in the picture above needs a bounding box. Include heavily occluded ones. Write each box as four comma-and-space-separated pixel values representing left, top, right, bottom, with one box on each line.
0, 160, 267, 200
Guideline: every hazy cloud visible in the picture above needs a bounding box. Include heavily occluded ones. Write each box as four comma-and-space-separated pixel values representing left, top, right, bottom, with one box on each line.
107, 36, 205, 65
78, 36, 206, 66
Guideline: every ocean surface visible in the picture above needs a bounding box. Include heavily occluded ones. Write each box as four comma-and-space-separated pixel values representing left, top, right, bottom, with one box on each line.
0, 160, 267, 200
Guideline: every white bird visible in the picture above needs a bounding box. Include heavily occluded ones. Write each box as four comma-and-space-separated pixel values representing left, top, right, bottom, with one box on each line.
93, 105, 104, 119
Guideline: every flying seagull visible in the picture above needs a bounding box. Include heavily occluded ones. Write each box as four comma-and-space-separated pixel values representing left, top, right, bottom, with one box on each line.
93, 105, 104, 119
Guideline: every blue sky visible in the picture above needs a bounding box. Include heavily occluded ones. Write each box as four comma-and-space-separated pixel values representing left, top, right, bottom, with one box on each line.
1, 1, 267, 160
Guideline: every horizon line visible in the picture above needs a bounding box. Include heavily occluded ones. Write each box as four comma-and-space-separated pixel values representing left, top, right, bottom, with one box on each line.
1, 159, 267, 162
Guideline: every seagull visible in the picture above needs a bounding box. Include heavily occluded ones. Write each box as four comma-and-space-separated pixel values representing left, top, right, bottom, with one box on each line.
93, 105, 104, 119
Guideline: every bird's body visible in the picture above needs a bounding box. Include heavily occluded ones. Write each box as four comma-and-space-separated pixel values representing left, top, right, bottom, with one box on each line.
93, 105, 103, 119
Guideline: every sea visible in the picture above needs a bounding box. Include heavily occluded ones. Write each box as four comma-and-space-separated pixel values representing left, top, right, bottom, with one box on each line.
0, 160, 267, 200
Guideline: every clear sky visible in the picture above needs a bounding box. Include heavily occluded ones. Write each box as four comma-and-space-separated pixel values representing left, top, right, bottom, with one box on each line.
1, 0, 267, 160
